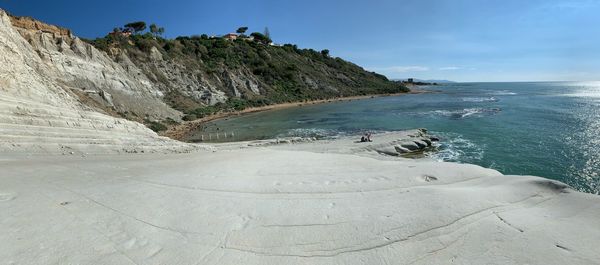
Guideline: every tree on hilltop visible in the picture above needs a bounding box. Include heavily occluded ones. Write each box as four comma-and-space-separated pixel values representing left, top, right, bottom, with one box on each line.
250, 32, 272, 45
321, 49, 330, 57
236, 27, 248, 34
150, 24, 158, 34
124, 21, 147, 34
150, 23, 165, 37
264, 27, 271, 39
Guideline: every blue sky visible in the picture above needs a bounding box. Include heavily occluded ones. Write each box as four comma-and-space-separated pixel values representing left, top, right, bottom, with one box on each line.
3, 0, 600, 82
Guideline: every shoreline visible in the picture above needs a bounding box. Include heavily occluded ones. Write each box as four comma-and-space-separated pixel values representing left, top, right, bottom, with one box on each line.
164, 89, 433, 141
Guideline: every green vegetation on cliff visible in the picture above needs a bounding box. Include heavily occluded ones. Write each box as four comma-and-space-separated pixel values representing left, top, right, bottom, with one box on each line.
86, 24, 408, 129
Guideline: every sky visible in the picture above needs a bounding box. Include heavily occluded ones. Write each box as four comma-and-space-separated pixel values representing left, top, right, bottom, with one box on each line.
2, 0, 600, 82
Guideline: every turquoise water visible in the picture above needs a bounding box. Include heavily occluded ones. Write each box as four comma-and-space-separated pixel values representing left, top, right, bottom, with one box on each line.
193, 82, 600, 194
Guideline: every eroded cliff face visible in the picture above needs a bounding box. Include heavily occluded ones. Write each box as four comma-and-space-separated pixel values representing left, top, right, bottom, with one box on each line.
9, 15, 71, 37
0, 9, 195, 154
8, 14, 180, 121
122, 46, 232, 106
107, 45, 269, 110
6, 13, 270, 121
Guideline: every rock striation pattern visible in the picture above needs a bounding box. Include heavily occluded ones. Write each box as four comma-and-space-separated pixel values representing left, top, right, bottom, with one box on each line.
364, 128, 439, 156
8, 13, 180, 121
8, 15, 71, 37
0, 10, 197, 155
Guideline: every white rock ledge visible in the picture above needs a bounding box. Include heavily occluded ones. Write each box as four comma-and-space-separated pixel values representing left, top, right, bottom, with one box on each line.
1, 144, 600, 264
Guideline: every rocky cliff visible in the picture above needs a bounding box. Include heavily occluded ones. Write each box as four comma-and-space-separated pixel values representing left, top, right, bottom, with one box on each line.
0, 9, 196, 154
8, 14, 180, 122
93, 35, 407, 123
1, 9, 406, 137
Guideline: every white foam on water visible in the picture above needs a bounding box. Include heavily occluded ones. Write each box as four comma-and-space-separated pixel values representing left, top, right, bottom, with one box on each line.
296, 119, 320, 124
417, 108, 501, 119
427, 132, 484, 163
461, 97, 499, 102
489, 90, 517, 95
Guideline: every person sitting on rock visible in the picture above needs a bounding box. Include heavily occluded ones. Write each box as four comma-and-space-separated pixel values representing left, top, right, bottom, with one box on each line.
360, 135, 367, 142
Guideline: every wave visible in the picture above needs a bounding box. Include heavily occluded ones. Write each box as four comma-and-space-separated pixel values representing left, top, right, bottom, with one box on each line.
461, 97, 498, 102
490, 90, 517, 95
296, 119, 320, 124
416, 108, 501, 119
426, 132, 484, 162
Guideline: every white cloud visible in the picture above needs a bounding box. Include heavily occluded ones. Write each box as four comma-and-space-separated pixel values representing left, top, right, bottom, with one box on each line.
439, 66, 461, 71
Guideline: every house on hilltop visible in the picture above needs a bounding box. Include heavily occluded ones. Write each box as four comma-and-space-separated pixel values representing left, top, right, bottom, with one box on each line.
109, 29, 132, 37
223, 33, 238, 40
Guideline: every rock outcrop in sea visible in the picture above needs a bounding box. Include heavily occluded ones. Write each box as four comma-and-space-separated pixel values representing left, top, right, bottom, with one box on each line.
366, 128, 439, 156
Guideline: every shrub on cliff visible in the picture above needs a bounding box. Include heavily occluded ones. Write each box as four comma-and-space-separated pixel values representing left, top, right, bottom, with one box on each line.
85, 28, 409, 117
145, 120, 167, 132
134, 37, 158, 52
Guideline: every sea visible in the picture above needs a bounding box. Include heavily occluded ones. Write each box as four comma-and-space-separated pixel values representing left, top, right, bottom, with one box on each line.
191, 82, 600, 194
